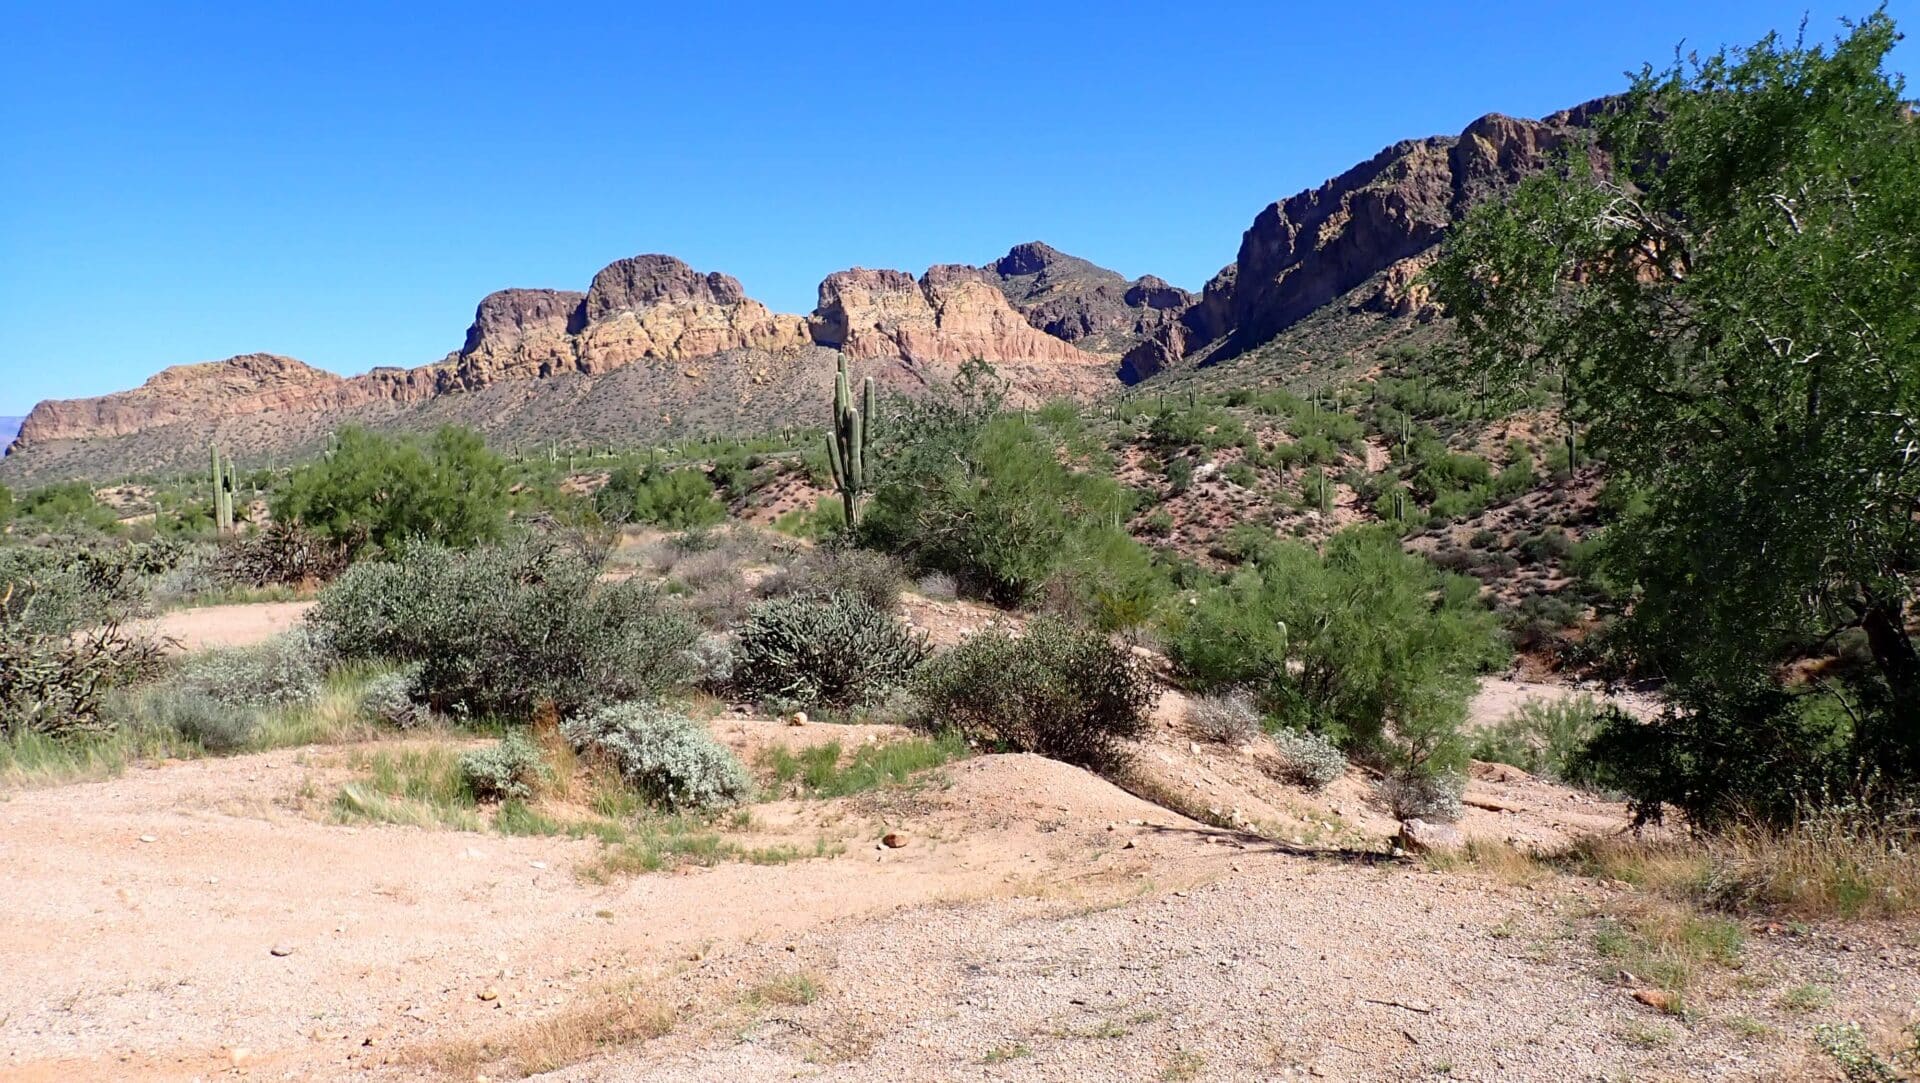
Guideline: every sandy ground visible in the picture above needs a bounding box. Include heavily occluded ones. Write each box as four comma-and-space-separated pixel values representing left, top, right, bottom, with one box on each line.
3, 721, 1912, 1082
132, 601, 315, 653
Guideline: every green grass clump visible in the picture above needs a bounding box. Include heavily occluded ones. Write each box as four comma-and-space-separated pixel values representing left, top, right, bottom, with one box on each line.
759, 734, 965, 798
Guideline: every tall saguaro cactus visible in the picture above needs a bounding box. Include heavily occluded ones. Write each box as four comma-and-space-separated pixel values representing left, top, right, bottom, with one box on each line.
210, 444, 236, 534
825, 355, 875, 527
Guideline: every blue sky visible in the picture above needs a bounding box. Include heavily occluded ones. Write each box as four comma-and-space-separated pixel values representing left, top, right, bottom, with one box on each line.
1, 2, 1911, 414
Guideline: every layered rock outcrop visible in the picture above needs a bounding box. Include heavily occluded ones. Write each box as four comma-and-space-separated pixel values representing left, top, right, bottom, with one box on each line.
1118, 101, 1606, 380
982, 241, 1192, 357
807, 263, 1112, 397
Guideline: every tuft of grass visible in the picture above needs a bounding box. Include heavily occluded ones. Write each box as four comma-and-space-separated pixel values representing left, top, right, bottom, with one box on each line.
1590, 901, 1744, 1013
580, 816, 838, 882
747, 971, 822, 1008
331, 746, 481, 830
1160, 1051, 1205, 1081
1779, 982, 1834, 1013
0, 725, 190, 789
982, 1043, 1032, 1064
758, 734, 966, 799
417, 983, 673, 1079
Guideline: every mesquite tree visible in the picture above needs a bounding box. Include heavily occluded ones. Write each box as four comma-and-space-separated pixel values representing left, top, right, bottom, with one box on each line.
1430, 14, 1920, 817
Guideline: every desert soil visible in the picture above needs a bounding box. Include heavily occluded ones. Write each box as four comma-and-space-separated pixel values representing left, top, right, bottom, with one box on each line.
5, 600, 1909, 1081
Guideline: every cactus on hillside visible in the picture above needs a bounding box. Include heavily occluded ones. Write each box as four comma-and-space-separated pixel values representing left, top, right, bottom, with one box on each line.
825, 355, 875, 528
210, 443, 235, 534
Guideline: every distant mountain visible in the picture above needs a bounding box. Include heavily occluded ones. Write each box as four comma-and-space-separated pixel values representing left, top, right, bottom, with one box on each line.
0, 101, 1608, 485
0, 417, 21, 445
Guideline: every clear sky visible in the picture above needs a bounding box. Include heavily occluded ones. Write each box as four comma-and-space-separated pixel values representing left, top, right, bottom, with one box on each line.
2, 2, 1911, 414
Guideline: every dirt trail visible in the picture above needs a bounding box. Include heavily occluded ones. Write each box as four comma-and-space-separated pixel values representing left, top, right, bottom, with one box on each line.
132, 601, 315, 653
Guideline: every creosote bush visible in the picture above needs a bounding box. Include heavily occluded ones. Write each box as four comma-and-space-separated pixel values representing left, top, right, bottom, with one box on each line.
731, 596, 929, 711
310, 537, 699, 719
913, 616, 1155, 772
562, 702, 752, 810
459, 734, 549, 801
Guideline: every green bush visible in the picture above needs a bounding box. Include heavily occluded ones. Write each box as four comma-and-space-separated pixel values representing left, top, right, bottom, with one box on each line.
1, 543, 169, 741
1163, 527, 1506, 778
731, 596, 929, 711
863, 414, 1148, 606
594, 466, 726, 528
913, 616, 1155, 772
459, 734, 548, 801
358, 667, 427, 728
562, 701, 751, 810
273, 425, 508, 552
1469, 695, 1609, 782
309, 537, 699, 719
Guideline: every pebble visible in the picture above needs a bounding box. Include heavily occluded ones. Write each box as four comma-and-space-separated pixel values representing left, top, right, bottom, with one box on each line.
138, 835, 157, 844
477, 986, 499, 1002
270, 943, 295, 957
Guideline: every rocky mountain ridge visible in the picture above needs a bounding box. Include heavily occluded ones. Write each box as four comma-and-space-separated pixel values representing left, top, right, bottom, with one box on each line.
4, 102, 1605, 482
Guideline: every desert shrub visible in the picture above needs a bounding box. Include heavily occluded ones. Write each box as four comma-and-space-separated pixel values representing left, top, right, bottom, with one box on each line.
1469, 695, 1610, 782
358, 667, 428, 728
1, 543, 169, 740
310, 537, 699, 719
682, 634, 736, 692
1164, 526, 1505, 779
215, 520, 354, 587
758, 546, 905, 612
0, 482, 11, 525
459, 734, 548, 801
562, 702, 751, 810
1378, 770, 1466, 822
731, 596, 929, 711
862, 413, 1146, 606
1147, 405, 1246, 451
1187, 691, 1260, 745
913, 616, 1155, 772
1269, 726, 1347, 790
273, 425, 509, 553
173, 631, 326, 708
143, 687, 257, 752
594, 466, 725, 529
916, 572, 958, 601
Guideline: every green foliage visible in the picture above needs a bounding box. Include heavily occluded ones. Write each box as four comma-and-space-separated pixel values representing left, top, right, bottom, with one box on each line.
15, 481, 120, 532
913, 616, 1155, 772
310, 537, 699, 719
594, 466, 726, 528
0, 482, 12, 525
1469, 695, 1611, 783
459, 734, 549, 801
1, 542, 170, 741
358, 666, 427, 728
273, 425, 508, 552
1164, 527, 1506, 776
731, 596, 929, 711
141, 687, 257, 753
760, 733, 966, 798
863, 412, 1148, 606
1146, 404, 1246, 450
1431, 14, 1920, 818
562, 702, 752, 810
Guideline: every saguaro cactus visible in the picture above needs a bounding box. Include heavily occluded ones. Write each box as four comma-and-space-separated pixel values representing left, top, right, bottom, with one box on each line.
825, 355, 875, 527
210, 444, 235, 534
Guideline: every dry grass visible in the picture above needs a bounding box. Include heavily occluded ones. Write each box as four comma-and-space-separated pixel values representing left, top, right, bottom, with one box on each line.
415, 983, 674, 1080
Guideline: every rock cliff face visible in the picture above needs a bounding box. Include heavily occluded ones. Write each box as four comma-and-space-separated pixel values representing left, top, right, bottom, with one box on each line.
808, 263, 1113, 399
982, 242, 1192, 357
1118, 102, 1605, 382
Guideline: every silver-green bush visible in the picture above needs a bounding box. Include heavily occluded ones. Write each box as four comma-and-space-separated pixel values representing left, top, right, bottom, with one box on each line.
731, 596, 929, 711
1269, 726, 1348, 790
562, 702, 751, 811
1378, 770, 1466, 822
145, 687, 257, 752
358, 666, 427, 728
174, 631, 326, 708
459, 734, 548, 801
310, 537, 699, 719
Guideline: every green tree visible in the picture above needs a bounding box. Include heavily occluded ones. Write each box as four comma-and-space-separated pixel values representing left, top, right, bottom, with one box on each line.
593, 465, 725, 528
1430, 14, 1920, 816
273, 425, 508, 552
1164, 527, 1507, 777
